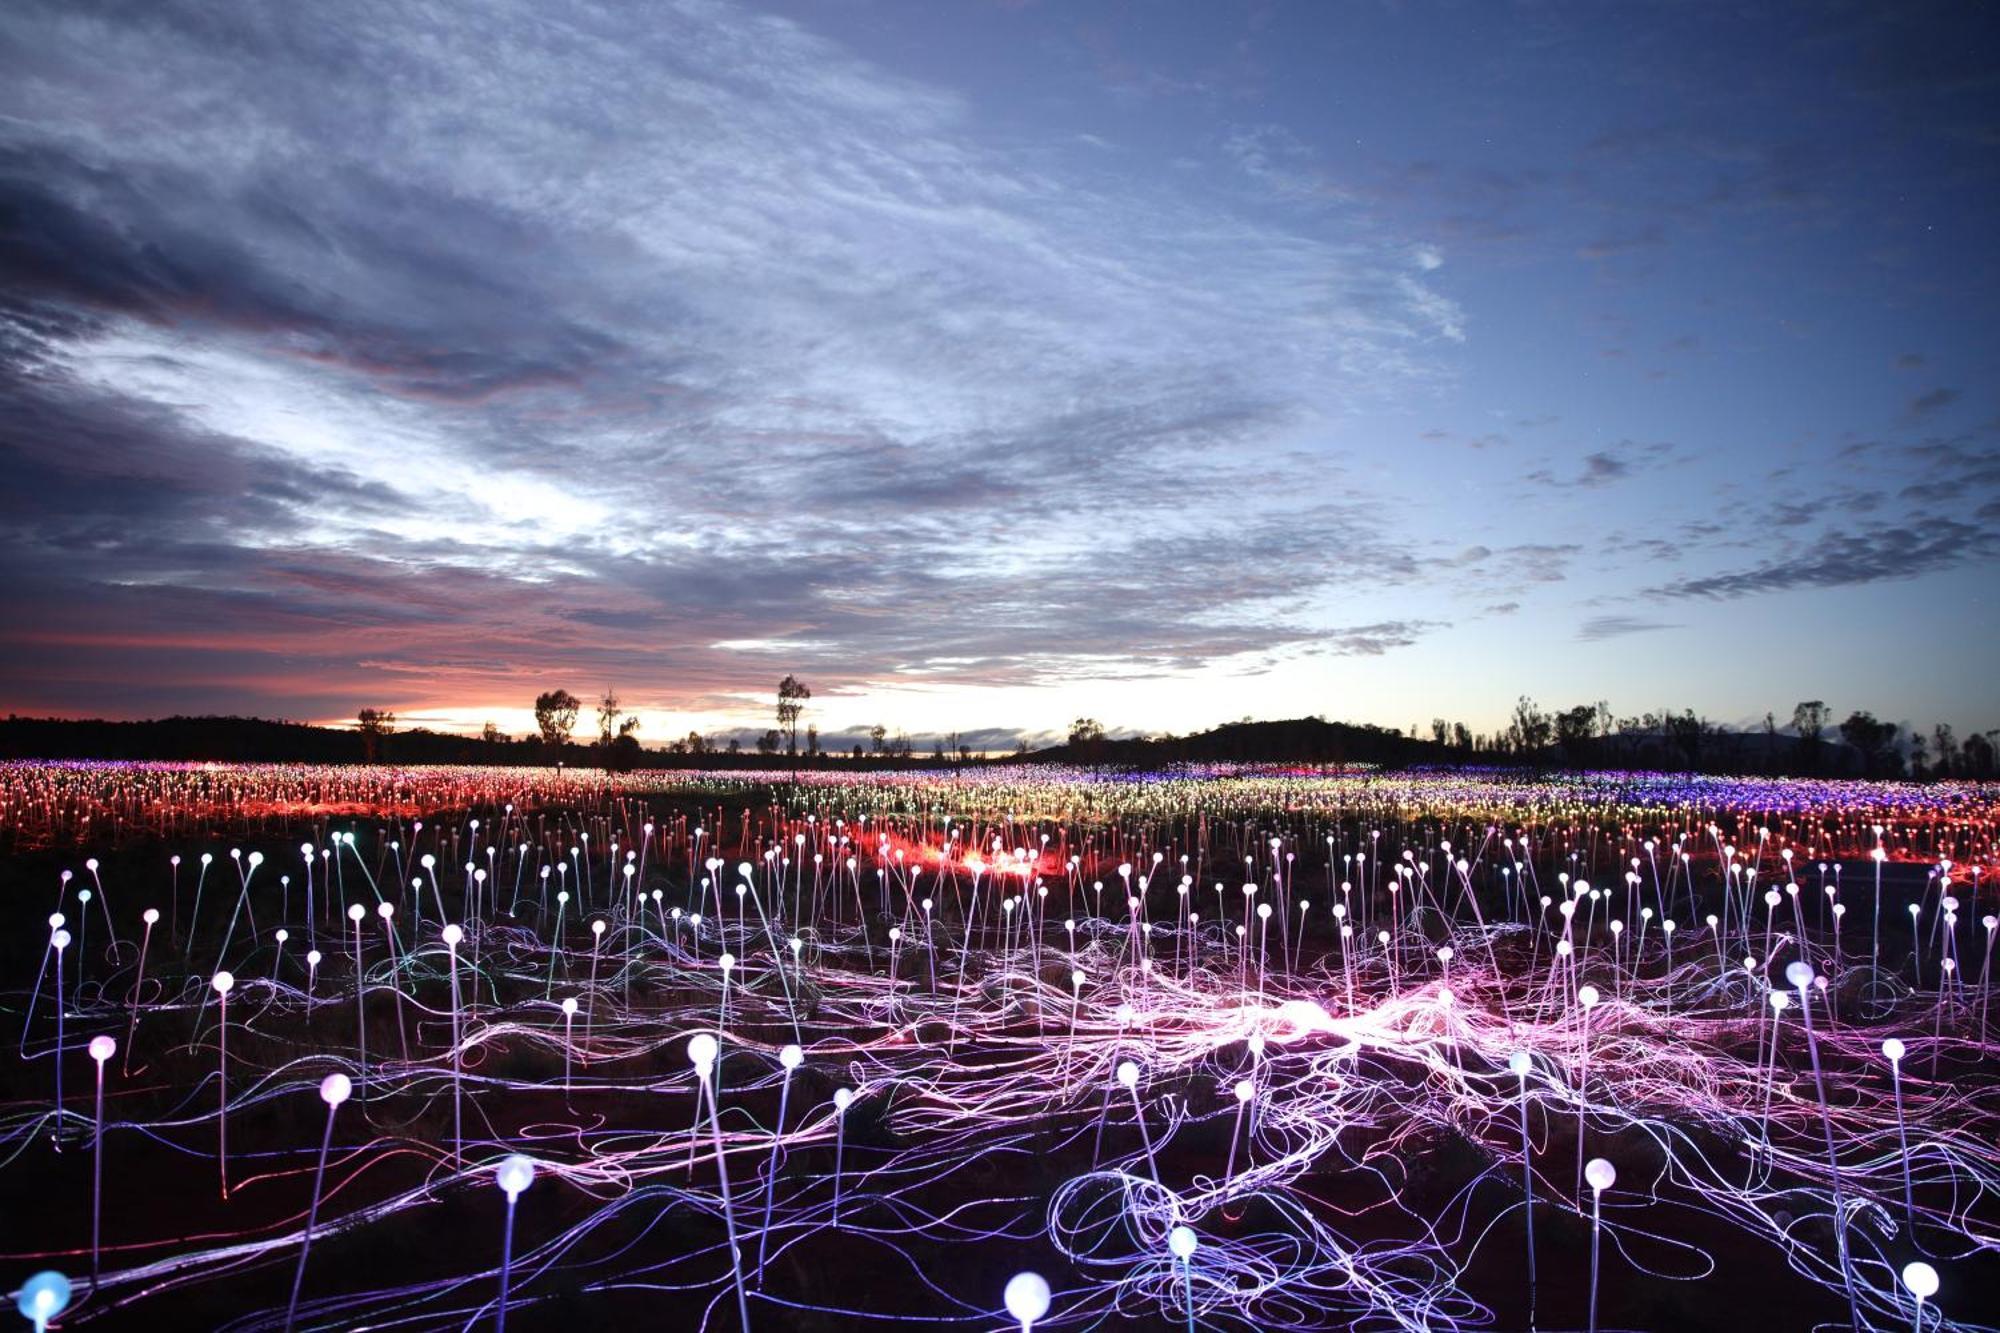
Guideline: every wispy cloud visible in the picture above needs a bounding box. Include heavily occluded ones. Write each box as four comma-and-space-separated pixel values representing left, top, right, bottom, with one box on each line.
1908, 387, 1961, 419
1578, 615, 1679, 641
1526, 440, 1674, 490
1644, 520, 1998, 599
0, 0, 1468, 724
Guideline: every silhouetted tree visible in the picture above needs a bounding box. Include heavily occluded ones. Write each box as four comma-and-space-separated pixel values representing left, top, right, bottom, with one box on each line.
756, 729, 781, 756
534, 689, 581, 754
1555, 704, 1597, 766
1932, 723, 1959, 777
1793, 700, 1829, 772
605, 729, 642, 770
1508, 697, 1552, 758
1663, 710, 1707, 770
777, 675, 810, 757
870, 724, 887, 756
1964, 731, 1996, 779
1067, 717, 1106, 762
596, 689, 623, 746
1840, 711, 1900, 777
356, 708, 395, 762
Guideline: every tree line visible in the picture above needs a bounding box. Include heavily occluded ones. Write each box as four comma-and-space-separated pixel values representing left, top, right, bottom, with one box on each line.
1416, 696, 1999, 778
7, 681, 1990, 779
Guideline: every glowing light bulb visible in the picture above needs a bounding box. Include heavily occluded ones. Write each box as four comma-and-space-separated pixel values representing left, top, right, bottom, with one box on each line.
496, 1154, 536, 1200
688, 1032, 719, 1070
1003, 1272, 1051, 1328
15, 1271, 71, 1323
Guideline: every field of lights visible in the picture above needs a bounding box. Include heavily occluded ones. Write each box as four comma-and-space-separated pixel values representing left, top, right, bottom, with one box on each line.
3, 761, 1998, 1332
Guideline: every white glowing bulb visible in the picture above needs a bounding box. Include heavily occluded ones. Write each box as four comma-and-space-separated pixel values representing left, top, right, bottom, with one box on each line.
688, 1032, 719, 1069
1003, 1272, 1051, 1327
496, 1154, 536, 1199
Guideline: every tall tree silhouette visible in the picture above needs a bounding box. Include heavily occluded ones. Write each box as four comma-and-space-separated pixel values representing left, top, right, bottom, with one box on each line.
533, 690, 581, 755
776, 675, 811, 758
1792, 700, 1829, 772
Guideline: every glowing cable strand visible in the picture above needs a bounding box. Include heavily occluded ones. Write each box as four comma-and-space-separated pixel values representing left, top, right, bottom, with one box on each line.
1264, 944, 1984, 1304
1032, 983, 1467, 1323
7, 768, 1992, 1328
1464, 1007, 2000, 1321
1049, 1168, 1480, 1332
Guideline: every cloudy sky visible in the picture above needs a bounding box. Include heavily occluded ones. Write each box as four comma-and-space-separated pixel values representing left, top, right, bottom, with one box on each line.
2, 0, 1995, 746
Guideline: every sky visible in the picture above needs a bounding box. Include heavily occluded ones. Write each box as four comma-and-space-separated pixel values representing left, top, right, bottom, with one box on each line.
1, 0, 1996, 749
